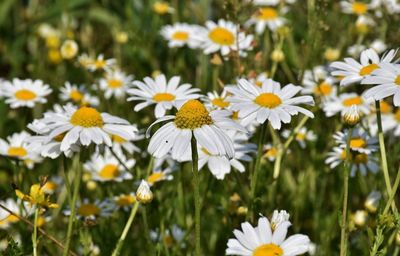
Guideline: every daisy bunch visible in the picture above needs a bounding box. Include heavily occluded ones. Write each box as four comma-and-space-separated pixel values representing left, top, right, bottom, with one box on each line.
99, 69, 133, 99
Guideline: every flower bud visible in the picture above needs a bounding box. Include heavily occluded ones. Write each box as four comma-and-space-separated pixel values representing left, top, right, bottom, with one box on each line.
271, 49, 285, 62
271, 210, 290, 230
324, 48, 340, 62
353, 210, 367, 227
61, 40, 79, 60
343, 104, 361, 126
136, 180, 153, 204
364, 191, 381, 213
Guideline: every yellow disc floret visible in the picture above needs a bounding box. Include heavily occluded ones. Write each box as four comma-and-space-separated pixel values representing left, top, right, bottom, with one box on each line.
342, 96, 363, 106
153, 93, 176, 102
99, 164, 120, 179
256, 7, 278, 20
209, 27, 235, 46
172, 31, 189, 41
107, 79, 123, 88
352, 2, 368, 15
254, 93, 282, 108
395, 75, 400, 86
15, 89, 37, 101
7, 147, 27, 157
359, 63, 379, 76
350, 138, 367, 148
211, 98, 230, 108
70, 107, 104, 127
174, 100, 213, 129
77, 204, 100, 217
314, 82, 332, 96
253, 243, 283, 256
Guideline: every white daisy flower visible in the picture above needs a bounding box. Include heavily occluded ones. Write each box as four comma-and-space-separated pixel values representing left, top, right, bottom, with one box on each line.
0, 199, 21, 229
99, 70, 133, 99
370, 39, 387, 54
111, 127, 143, 155
376, 107, 400, 136
330, 48, 396, 86
251, 0, 297, 5
226, 215, 311, 256
146, 168, 174, 186
271, 210, 290, 229
282, 127, 316, 148
333, 128, 378, 154
263, 143, 278, 162
84, 149, 134, 182
340, 0, 371, 15
32, 105, 138, 152
246, 6, 286, 34
160, 23, 205, 49
127, 74, 201, 118
362, 63, 400, 106
64, 199, 114, 219
1, 79, 52, 108
302, 66, 337, 100
325, 146, 379, 176
347, 44, 367, 57
366, 101, 394, 135
322, 92, 373, 117
114, 193, 136, 211
364, 190, 381, 213
86, 54, 116, 72
198, 19, 254, 56
204, 90, 231, 110
146, 99, 246, 161
59, 82, 99, 106
249, 72, 269, 88
226, 78, 315, 130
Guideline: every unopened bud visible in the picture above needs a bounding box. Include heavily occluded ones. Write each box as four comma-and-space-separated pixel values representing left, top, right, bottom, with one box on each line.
324, 48, 340, 62
353, 210, 367, 227
136, 180, 153, 204
61, 40, 79, 59
364, 191, 381, 213
271, 49, 285, 62
343, 105, 361, 126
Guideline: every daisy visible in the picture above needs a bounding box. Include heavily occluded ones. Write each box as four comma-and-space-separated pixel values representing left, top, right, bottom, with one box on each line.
322, 92, 373, 117
111, 127, 143, 155
263, 143, 278, 161
282, 127, 316, 148
86, 54, 116, 72
59, 82, 99, 106
146, 99, 246, 161
160, 23, 205, 49
99, 70, 133, 99
153, 1, 174, 15
204, 90, 231, 110
302, 66, 337, 100
370, 39, 387, 54
379, 108, 400, 136
84, 149, 134, 182
198, 19, 254, 56
333, 128, 378, 154
325, 146, 379, 176
340, 0, 371, 15
64, 199, 114, 219
226, 214, 310, 255
0, 131, 42, 168
246, 6, 286, 34
31, 105, 138, 152
1, 79, 52, 108
362, 63, 400, 106
226, 78, 315, 130
127, 74, 201, 118
249, 72, 269, 87
330, 48, 396, 86
114, 193, 136, 211
147, 168, 174, 186
0, 199, 21, 229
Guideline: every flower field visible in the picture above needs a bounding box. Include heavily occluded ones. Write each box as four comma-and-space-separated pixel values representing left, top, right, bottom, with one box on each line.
0, 0, 400, 255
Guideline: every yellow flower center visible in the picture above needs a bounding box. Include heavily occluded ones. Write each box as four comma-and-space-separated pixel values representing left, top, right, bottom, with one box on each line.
147, 172, 165, 185
211, 98, 230, 108
95, 59, 106, 69
256, 7, 278, 20
352, 2, 368, 15
14, 89, 37, 101
296, 133, 306, 141
209, 27, 235, 46
314, 82, 332, 96
231, 111, 239, 120
53, 133, 66, 142
354, 152, 368, 164
108, 79, 123, 89
394, 75, 400, 86
70, 107, 104, 127
380, 101, 392, 114
342, 96, 363, 107
77, 204, 100, 217
394, 109, 400, 122
70, 90, 83, 102
99, 164, 120, 179
174, 100, 213, 129
153, 93, 176, 102
253, 243, 283, 256
116, 195, 136, 206
265, 148, 277, 158
153, 2, 169, 14
172, 31, 189, 41
201, 147, 212, 156
254, 93, 282, 108
350, 138, 367, 148
112, 135, 126, 143
43, 181, 58, 191
359, 63, 379, 76
7, 147, 27, 157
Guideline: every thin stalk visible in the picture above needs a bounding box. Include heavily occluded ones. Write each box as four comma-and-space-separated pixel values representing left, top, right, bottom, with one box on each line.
111, 201, 140, 256
63, 155, 83, 256
340, 127, 353, 256
249, 122, 267, 221
190, 135, 201, 256
383, 166, 400, 215
375, 101, 397, 212
109, 147, 131, 173
32, 207, 39, 256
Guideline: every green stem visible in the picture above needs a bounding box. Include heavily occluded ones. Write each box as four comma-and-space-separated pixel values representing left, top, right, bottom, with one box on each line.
109, 147, 131, 173
111, 201, 140, 256
249, 122, 267, 221
190, 135, 201, 256
375, 101, 397, 212
32, 207, 39, 256
340, 127, 353, 256
383, 165, 400, 215
63, 155, 83, 256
